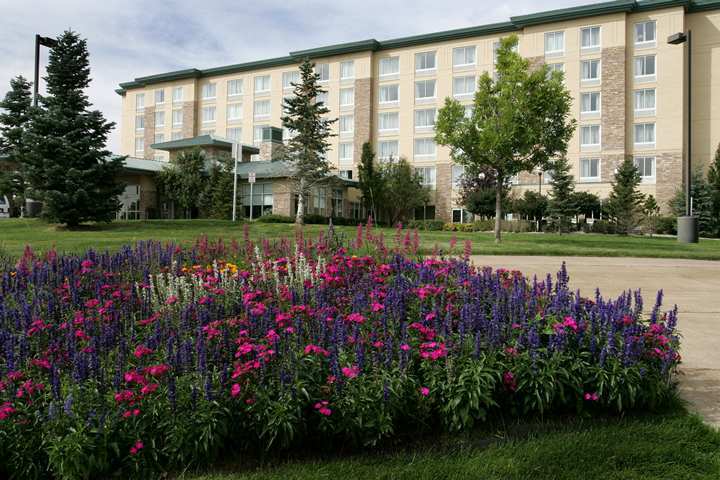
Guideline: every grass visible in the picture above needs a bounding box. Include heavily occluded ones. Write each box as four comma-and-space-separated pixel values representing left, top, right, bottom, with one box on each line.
1, 218, 720, 260
185, 408, 720, 480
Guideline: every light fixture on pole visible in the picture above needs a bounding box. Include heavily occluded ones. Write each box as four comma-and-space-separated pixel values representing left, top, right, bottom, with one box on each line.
667, 30, 698, 243
231, 143, 240, 222
33, 34, 57, 107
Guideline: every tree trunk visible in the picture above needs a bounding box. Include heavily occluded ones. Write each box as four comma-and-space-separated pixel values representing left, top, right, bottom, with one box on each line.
295, 178, 305, 225
494, 180, 503, 244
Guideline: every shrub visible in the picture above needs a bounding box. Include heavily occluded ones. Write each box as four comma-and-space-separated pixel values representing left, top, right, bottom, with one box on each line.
406, 219, 445, 231
256, 214, 294, 223
0, 236, 680, 478
442, 220, 533, 233
655, 216, 677, 235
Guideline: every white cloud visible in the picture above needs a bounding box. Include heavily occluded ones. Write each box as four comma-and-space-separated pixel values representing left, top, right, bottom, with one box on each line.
0, 0, 590, 151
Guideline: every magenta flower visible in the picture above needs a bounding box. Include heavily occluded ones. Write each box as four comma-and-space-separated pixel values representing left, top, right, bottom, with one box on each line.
420, 387, 430, 397
341, 365, 360, 379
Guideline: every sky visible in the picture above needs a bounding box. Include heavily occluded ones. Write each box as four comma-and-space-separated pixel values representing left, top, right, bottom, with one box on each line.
1, 0, 592, 152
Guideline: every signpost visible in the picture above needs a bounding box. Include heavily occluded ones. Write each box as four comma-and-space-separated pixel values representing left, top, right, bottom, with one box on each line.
248, 172, 256, 220
231, 143, 240, 222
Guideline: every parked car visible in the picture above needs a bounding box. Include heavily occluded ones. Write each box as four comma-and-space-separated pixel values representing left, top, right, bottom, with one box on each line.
0, 195, 10, 218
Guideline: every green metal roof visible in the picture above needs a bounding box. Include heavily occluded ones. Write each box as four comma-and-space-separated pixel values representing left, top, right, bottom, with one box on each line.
150, 134, 260, 154
117, 0, 720, 94
234, 160, 357, 185
121, 156, 169, 173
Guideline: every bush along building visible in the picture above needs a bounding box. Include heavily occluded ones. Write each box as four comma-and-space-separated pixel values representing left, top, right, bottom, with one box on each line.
116, 0, 720, 222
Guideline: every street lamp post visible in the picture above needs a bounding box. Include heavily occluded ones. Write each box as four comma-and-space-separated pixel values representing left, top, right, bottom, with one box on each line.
33, 34, 57, 107
668, 30, 698, 243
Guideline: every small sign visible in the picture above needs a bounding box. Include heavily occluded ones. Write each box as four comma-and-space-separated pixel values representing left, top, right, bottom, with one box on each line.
248, 172, 256, 184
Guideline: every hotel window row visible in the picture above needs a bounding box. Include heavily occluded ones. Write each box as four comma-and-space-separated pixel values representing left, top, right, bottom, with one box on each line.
576, 156, 655, 183
542, 21, 656, 56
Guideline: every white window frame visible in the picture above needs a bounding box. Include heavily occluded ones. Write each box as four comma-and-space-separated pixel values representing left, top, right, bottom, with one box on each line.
544, 31, 565, 56
339, 87, 354, 107
135, 93, 145, 111
634, 20, 657, 47
453, 46, 476, 67
201, 106, 216, 124
154, 133, 165, 145
579, 157, 601, 182
172, 109, 183, 127
253, 99, 271, 120
227, 102, 243, 121
154, 89, 164, 105
634, 55, 656, 81
415, 51, 437, 72
154, 110, 165, 128
226, 127, 242, 142
634, 156, 656, 183
227, 79, 243, 97
580, 26, 601, 51
414, 79, 436, 101
340, 61, 355, 80
316, 63, 330, 82
453, 75, 476, 98
172, 87, 183, 104
413, 138, 436, 159
414, 166, 437, 187
135, 114, 144, 132
201, 82, 216, 100
339, 114, 354, 134
581, 59, 601, 83
379, 57, 400, 77
580, 92, 601, 116
378, 140, 399, 161
634, 88, 656, 116
414, 108, 436, 131
378, 112, 399, 132
379, 84, 399, 104
282, 71, 299, 90
254, 75, 271, 94
634, 122, 656, 148
580, 124, 601, 149
134, 137, 144, 155
338, 142, 353, 165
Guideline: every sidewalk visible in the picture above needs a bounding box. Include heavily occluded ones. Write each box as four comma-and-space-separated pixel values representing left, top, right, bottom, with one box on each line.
470, 255, 720, 427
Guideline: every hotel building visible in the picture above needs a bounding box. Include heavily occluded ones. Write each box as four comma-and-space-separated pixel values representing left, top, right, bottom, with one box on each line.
117, 0, 720, 221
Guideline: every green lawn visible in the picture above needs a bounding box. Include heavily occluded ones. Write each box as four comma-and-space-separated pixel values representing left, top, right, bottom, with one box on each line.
185, 409, 720, 480
1, 218, 719, 260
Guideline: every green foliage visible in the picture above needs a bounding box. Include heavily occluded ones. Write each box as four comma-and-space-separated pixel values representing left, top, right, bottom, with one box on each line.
156, 149, 207, 219
607, 158, 645, 235
281, 59, 336, 224
405, 219, 446, 231
670, 170, 716, 237
547, 156, 575, 233
379, 158, 430, 225
513, 190, 548, 222
23, 30, 124, 226
642, 195, 660, 236
457, 167, 510, 219
0, 75, 33, 216
571, 191, 601, 219
198, 154, 236, 220
707, 143, 720, 236
357, 142, 382, 221
435, 34, 575, 242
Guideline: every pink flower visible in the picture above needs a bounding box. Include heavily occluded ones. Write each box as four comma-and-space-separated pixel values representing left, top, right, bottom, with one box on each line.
341, 365, 360, 379
420, 387, 430, 397
133, 345, 153, 359
140, 383, 159, 395
584, 392, 600, 401
231, 384, 241, 398
400, 344, 411, 352
503, 371, 517, 392
371, 302, 384, 312
129, 440, 144, 455
165, 295, 178, 305
347, 312, 365, 324
314, 400, 332, 416
146, 364, 170, 377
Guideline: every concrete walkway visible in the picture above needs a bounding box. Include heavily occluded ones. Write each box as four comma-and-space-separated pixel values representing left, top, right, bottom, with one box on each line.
470, 255, 720, 427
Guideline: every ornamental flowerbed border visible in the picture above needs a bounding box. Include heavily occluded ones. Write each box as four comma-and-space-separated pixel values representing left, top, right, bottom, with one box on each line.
0, 226, 680, 479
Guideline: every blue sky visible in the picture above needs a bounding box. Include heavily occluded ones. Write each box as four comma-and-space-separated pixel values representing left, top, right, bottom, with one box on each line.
1, 0, 591, 151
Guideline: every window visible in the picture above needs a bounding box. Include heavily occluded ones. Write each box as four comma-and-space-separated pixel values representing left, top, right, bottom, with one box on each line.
228, 79, 243, 97
331, 189, 343, 216
581, 26, 601, 50
171, 131, 182, 141
154, 89, 164, 105
453, 46, 476, 67
378, 112, 399, 131
227, 103, 243, 121
253, 125, 266, 144
415, 166, 436, 187
135, 93, 145, 110
339, 114, 354, 134
134, 137, 144, 154
340, 170, 353, 180
464, 105, 473, 118
226, 127, 242, 141
580, 158, 600, 181
452, 165, 464, 187
415, 51, 436, 71
172, 109, 183, 127
379, 84, 399, 103
580, 92, 601, 114
580, 125, 601, 147
154, 111, 165, 128
634, 88, 656, 114
240, 182, 273, 218
415, 108, 436, 129
254, 100, 271, 120
201, 82, 216, 100
634, 156, 656, 181
201, 106, 216, 123
340, 61, 355, 80
635, 21, 656, 45
339, 142, 353, 164
452, 209, 474, 223
453, 75, 476, 97
254, 75, 271, 93
634, 55, 656, 79
414, 205, 436, 220
548, 63, 565, 74
312, 186, 326, 212
379, 57, 400, 76
282, 71, 299, 89
581, 59, 601, 82
414, 138, 436, 158
154, 133, 164, 145
379, 140, 399, 160
316, 63, 330, 82
135, 114, 144, 131
634, 123, 656, 146
172, 87, 183, 104
415, 79, 436, 99
544, 31, 565, 55
339, 87, 354, 107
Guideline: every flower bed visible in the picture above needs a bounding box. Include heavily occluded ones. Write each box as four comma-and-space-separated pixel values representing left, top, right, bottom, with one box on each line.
0, 231, 680, 479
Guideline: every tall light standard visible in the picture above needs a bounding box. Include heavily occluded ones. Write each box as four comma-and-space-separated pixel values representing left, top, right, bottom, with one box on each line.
668, 30, 698, 243
33, 34, 57, 107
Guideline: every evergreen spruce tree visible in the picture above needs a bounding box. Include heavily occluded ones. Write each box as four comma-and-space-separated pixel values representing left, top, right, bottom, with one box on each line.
281, 58, 336, 225
606, 158, 645, 235
642, 194, 660, 236
357, 142, 384, 222
547, 155, 576, 232
708, 142, 720, 236
0, 76, 33, 215
24, 30, 124, 226
670, 170, 715, 237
